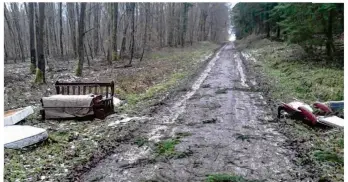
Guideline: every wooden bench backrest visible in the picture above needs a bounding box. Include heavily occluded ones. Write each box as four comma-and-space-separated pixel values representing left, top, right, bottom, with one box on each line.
55, 81, 114, 98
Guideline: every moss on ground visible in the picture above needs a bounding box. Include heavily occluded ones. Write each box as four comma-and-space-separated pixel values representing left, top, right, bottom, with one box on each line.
236, 36, 344, 181
30, 63, 36, 74
34, 68, 44, 84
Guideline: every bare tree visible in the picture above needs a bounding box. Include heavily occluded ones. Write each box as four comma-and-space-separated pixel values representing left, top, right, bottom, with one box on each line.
29, 3, 36, 73
93, 3, 100, 56
10, 3, 25, 62
128, 3, 136, 66
35, 3, 46, 83
4, 3, 230, 67
140, 3, 150, 62
112, 3, 119, 61
59, 2, 64, 56
67, 3, 77, 57
75, 3, 86, 76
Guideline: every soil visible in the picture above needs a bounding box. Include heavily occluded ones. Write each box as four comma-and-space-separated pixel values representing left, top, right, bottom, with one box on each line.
80, 43, 309, 182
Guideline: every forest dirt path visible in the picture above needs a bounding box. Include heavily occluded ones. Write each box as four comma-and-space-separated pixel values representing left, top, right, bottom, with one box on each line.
82, 42, 301, 182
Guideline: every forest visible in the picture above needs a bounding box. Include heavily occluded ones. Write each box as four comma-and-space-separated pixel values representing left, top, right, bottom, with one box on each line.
4, 2, 230, 81
3, 2, 345, 182
231, 3, 344, 65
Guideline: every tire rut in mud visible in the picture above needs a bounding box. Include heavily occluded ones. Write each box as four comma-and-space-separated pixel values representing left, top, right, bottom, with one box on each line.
82, 43, 306, 182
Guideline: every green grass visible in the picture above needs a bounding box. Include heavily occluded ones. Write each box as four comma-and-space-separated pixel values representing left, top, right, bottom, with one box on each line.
155, 139, 180, 157
264, 59, 343, 102
240, 37, 344, 181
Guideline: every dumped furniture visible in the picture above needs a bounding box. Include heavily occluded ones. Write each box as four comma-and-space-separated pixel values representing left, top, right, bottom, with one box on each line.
278, 100, 344, 128
4, 106, 34, 126
41, 81, 114, 120
4, 125, 48, 149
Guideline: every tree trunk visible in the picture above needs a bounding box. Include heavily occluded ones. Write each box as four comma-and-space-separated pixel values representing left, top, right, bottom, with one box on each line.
5, 45, 9, 64
276, 25, 280, 39
128, 3, 136, 66
76, 3, 86, 76
112, 3, 119, 61
93, 3, 100, 56
140, 3, 150, 62
326, 9, 334, 59
29, 3, 36, 74
67, 3, 77, 57
34, 3, 40, 65
120, 4, 129, 60
35, 3, 46, 84
167, 3, 175, 47
4, 6, 18, 63
59, 2, 64, 56
181, 3, 189, 47
10, 3, 25, 62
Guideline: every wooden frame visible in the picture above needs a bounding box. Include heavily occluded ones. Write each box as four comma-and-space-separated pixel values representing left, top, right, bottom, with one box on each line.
41, 81, 115, 120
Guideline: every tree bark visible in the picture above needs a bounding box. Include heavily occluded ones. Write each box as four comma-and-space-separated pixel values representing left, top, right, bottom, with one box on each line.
11, 3, 25, 62
29, 3, 36, 73
326, 9, 334, 58
35, 3, 46, 84
4, 5, 18, 63
128, 3, 136, 66
67, 3, 77, 57
59, 2, 64, 56
76, 3, 86, 76
181, 3, 189, 47
93, 3, 100, 56
112, 3, 119, 61
140, 3, 150, 62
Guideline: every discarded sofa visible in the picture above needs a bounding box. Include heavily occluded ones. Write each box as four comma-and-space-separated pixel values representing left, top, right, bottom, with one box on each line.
41, 81, 115, 120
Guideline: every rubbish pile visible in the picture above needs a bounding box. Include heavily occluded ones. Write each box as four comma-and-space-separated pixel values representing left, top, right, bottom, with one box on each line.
278, 100, 344, 128
4, 106, 48, 149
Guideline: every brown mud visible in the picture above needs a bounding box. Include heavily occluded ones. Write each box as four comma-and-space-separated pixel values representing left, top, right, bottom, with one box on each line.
81, 43, 310, 182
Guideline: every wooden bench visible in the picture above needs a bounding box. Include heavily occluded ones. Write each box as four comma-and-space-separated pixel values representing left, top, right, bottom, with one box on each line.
41, 81, 115, 120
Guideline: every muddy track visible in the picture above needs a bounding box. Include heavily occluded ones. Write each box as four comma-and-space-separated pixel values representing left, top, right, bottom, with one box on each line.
82, 43, 305, 182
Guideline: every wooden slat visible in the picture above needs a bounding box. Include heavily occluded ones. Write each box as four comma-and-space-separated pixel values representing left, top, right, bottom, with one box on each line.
94, 86, 98, 94
67, 86, 70, 95
78, 86, 81, 95
89, 87, 92, 94
106, 86, 109, 98
55, 82, 112, 86
83, 86, 86, 95
72, 86, 76, 95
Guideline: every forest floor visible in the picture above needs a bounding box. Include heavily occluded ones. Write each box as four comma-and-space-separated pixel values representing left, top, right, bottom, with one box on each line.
4, 41, 220, 181
4, 37, 343, 182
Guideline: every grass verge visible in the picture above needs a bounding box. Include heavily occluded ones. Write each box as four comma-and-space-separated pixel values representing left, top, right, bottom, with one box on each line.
236, 35, 343, 181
